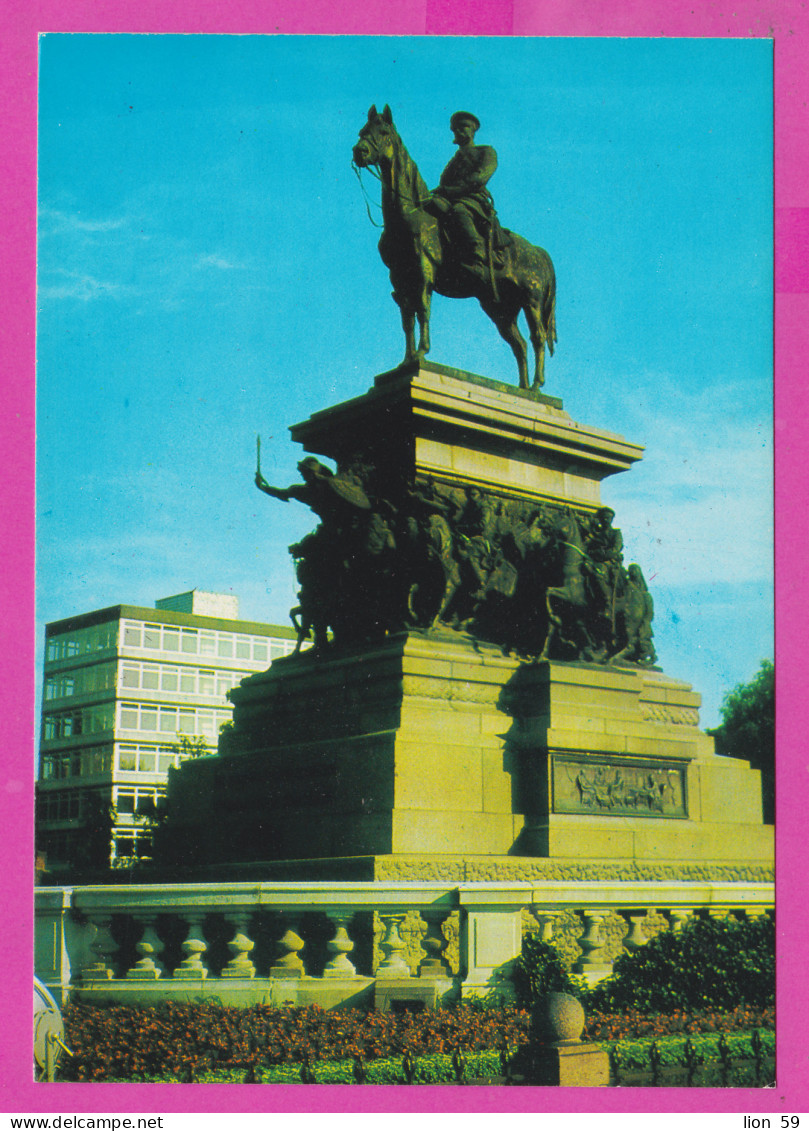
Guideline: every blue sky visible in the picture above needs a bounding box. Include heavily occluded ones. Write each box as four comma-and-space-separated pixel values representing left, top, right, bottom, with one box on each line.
36, 34, 773, 727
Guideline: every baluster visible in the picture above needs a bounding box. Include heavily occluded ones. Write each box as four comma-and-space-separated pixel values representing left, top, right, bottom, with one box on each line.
271, 924, 306, 978
574, 910, 612, 982
440, 910, 462, 976
126, 915, 164, 979
531, 909, 560, 943
323, 913, 357, 978
377, 915, 410, 977
668, 908, 694, 933
419, 912, 451, 978
745, 907, 769, 921
174, 914, 209, 979
79, 913, 118, 981
622, 911, 649, 953
222, 913, 256, 978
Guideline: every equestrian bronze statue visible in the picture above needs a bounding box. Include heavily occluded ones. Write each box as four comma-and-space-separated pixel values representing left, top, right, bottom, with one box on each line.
352, 105, 557, 392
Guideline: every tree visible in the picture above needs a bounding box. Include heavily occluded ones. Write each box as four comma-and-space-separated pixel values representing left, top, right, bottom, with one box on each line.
171, 733, 213, 759
709, 659, 774, 823
74, 790, 117, 870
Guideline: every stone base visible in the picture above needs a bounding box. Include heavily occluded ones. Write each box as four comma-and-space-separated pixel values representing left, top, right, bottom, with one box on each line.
374, 976, 453, 1012
529, 1042, 610, 1087
75, 976, 375, 1011
173, 852, 773, 884
162, 631, 772, 875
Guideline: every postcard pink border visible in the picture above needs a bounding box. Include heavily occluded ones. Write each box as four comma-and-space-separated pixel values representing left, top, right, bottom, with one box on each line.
3, 0, 805, 1114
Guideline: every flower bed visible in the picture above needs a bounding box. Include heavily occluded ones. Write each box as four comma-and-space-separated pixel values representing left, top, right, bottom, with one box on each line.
585, 1004, 774, 1042
60, 1001, 774, 1084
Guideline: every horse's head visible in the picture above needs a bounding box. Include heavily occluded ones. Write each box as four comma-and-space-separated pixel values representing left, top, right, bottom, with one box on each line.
352, 103, 398, 169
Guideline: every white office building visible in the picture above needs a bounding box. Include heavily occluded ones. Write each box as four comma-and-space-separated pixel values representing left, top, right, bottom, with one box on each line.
36, 591, 299, 873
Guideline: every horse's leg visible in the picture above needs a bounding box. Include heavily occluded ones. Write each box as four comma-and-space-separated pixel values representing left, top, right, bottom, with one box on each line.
481, 298, 530, 389
539, 588, 562, 659
394, 291, 418, 363
416, 286, 432, 359
414, 255, 434, 359
523, 300, 547, 389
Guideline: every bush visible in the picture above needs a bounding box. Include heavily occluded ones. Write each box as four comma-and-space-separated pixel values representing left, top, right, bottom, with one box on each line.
61, 1002, 529, 1082
59, 996, 775, 1082
584, 1004, 774, 1042
512, 935, 588, 1008
585, 914, 775, 1014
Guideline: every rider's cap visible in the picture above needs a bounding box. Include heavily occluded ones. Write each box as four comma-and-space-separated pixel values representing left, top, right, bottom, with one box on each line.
298, 456, 327, 475
450, 111, 480, 131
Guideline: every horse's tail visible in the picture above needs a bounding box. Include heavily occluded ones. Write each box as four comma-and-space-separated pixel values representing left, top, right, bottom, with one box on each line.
545, 290, 557, 356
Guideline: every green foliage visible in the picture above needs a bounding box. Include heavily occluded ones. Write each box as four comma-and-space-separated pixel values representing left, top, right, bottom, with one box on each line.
72, 790, 116, 870
709, 659, 774, 820
585, 914, 775, 1014
99, 1050, 506, 1085
512, 935, 588, 1008
604, 1029, 774, 1070
171, 733, 213, 759
604, 1030, 775, 1087
61, 996, 775, 1083
61, 1001, 529, 1082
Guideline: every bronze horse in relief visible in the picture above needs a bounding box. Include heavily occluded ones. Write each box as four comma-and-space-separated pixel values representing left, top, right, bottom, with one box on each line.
352, 105, 557, 391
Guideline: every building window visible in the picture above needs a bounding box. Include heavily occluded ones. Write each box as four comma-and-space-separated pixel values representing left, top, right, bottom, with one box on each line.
118, 746, 137, 770
42, 705, 114, 741
140, 706, 158, 731
181, 629, 198, 654
116, 743, 178, 774
163, 627, 180, 651
83, 665, 115, 694
120, 704, 139, 730
143, 625, 162, 649
115, 789, 136, 813
122, 664, 140, 689
142, 664, 160, 690
161, 669, 178, 691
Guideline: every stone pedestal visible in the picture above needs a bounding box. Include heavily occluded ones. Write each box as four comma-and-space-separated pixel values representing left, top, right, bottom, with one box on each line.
161, 362, 771, 881
290, 360, 644, 509
164, 631, 771, 873
530, 1042, 611, 1087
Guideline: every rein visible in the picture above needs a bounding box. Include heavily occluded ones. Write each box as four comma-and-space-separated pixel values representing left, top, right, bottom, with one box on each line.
352, 161, 385, 228
352, 156, 432, 227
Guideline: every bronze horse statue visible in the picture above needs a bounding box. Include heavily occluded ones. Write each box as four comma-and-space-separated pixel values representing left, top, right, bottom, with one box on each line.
352, 105, 557, 391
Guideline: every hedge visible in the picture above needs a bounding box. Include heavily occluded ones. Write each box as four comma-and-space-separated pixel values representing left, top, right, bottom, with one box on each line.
60, 1000, 775, 1083
586, 914, 775, 1013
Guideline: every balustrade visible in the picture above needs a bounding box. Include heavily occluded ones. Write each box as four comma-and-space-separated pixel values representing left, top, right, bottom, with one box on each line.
175, 915, 209, 979
621, 911, 649, 952
323, 914, 357, 978
35, 879, 773, 1008
126, 915, 165, 979
271, 927, 306, 978
222, 914, 257, 979
376, 915, 410, 977
78, 913, 117, 981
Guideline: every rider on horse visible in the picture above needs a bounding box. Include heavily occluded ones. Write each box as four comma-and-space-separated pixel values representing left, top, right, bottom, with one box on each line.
426, 112, 505, 282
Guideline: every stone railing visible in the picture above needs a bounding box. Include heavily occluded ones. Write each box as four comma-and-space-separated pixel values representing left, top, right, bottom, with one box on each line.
36, 878, 774, 1009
